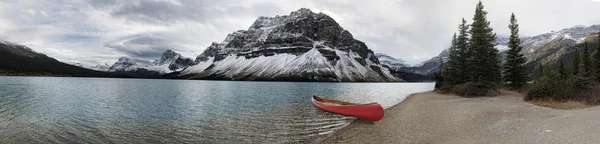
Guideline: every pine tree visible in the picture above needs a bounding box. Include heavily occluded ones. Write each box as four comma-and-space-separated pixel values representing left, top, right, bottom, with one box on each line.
443, 34, 459, 85
573, 49, 580, 76
538, 63, 544, 77
575, 53, 594, 89
582, 41, 592, 77
594, 32, 600, 82
455, 18, 470, 84
468, 1, 501, 85
559, 59, 566, 79
502, 13, 527, 89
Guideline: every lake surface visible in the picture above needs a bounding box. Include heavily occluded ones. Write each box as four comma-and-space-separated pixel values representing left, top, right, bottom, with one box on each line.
0, 76, 434, 143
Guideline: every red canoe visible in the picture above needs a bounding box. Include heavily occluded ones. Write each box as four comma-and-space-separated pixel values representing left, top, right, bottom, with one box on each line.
311, 95, 384, 122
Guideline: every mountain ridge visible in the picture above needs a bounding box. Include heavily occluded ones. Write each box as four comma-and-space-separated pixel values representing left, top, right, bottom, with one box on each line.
181, 8, 401, 82
410, 25, 600, 76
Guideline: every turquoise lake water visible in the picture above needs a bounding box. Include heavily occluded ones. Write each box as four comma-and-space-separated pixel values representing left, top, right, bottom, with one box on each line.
0, 76, 433, 143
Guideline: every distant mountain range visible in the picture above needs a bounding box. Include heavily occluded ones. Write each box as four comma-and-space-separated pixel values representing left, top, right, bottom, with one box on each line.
0, 8, 431, 82
0, 41, 123, 77
3, 8, 598, 82
394, 25, 600, 76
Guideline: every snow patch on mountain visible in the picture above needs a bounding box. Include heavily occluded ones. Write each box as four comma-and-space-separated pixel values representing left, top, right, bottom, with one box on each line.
182, 8, 399, 82
108, 57, 139, 72
108, 50, 194, 74
90, 63, 111, 71
180, 57, 214, 75
188, 47, 397, 81
375, 53, 408, 70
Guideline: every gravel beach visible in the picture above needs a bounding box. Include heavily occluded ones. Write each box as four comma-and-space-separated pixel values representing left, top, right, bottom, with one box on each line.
321, 91, 600, 144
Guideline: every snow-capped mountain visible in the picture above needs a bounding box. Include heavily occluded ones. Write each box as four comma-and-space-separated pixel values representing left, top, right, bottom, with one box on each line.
404, 49, 449, 75
375, 53, 408, 70
89, 63, 111, 72
181, 8, 400, 82
150, 50, 194, 72
0, 40, 118, 77
71, 63, 84, 68
108, 57, 139, 72
107, 50, 194, 77
412, 25, 600, 76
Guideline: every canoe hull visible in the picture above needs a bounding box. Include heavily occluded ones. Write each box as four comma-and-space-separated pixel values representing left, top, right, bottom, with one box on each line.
312, 96, 384, 122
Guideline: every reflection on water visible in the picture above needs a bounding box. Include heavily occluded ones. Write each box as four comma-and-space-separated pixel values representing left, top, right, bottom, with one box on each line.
0, 77, 433, 143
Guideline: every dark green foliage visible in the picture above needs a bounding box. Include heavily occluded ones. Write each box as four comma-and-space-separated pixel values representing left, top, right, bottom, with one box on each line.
435, 60, 445, 89
538, 63, 544, 77
573, 41, 596, 89
443, 34, 459, 85
582, 41, 593, 77
443, 18, 471, 86
559, 59, 567, 79
436, 1, 504, 97
502, 13, 528, 89
572, 49, 581, 76
468, 1, 501, 85
526, 64, 560, 101
572, 75, 595, 90
594, 32, 600, 82
455, 18, 471, 84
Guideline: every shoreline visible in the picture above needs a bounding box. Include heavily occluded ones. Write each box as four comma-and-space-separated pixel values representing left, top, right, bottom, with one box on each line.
321, 90, 600, 143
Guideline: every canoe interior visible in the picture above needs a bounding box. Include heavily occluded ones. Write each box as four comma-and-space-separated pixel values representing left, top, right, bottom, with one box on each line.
312, 95, 358, 106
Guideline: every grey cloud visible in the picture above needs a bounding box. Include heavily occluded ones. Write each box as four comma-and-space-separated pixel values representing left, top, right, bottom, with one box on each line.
4, 0, 600, 66
89, 0, 208, 24
86, 0, 274, 25
104, 34, 182, 60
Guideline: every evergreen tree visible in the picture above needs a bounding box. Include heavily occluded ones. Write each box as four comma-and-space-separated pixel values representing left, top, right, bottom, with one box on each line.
594, 32, 600, 82
443, 34, 459, 85
573, 49, 581, 76
502, 13, 528, 89
455, 18, 470, 84
582, 41, 592, 77
526, 63, 560, 101
559, 59, 566, 79
538, 63, 543, 77
575, 54, 595, 89
435, 58, 445, 89
468, 1, 501, 85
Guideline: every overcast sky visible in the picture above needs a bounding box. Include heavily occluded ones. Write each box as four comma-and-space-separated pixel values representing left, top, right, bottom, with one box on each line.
1, 0, 600, 66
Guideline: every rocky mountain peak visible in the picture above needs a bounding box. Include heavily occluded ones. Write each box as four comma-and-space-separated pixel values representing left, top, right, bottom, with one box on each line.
116, 57, 135, 64
291, 8, 314, 16
153, 49, 181, 65
185, 8, 399, 82
152, 50, 194, 71
375, 53, 408, 70
108, 57, 138, 72
197, 8, 372, 63
90, 63, 110, 72
248, 8, 321, 30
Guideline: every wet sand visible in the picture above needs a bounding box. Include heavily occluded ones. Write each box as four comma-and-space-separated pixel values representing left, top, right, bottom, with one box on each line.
321, 91, 600, 144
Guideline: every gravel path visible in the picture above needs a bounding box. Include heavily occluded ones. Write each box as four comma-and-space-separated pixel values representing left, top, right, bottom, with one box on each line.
321, 91, 600, 144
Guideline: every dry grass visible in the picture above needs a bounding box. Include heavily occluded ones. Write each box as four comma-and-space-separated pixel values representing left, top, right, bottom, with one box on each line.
528, 100, 592, 110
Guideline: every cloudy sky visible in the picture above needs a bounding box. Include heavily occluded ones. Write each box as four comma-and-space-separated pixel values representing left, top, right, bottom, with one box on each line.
1, 0, 600, 66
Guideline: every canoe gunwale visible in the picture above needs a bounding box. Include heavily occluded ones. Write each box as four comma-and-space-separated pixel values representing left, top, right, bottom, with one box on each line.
311, 95, 384, 122
312, 95, 378, 106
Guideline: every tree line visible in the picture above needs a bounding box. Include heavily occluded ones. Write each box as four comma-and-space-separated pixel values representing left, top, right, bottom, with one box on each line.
437, 1, 526, 96
527, 35, 600, 104
437, 1, 600, 102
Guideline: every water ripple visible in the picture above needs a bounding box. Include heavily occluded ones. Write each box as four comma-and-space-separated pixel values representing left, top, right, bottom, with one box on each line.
0, 77, 434, 143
